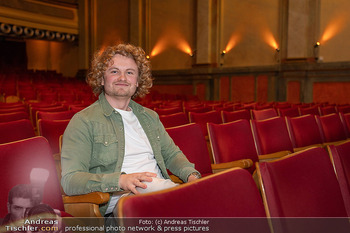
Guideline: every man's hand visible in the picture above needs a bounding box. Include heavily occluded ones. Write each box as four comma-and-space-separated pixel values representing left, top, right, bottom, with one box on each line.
187, 174, 199, 182
119, 172, 157, 194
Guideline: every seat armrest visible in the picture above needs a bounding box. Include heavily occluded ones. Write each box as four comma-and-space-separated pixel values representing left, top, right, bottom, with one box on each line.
170, 174, 184, 184
293, 144, 323, 153
211, 159, 253, 173
63, 192, 110, 205
258, 150, 291, 162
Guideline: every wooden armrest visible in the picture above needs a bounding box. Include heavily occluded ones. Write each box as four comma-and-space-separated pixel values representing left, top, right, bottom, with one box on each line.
63, 192, 110, 205
258, 150, 291, 162
169, 174, 184, 184
293, 144, 323, 153
323, 139, 350, 147
211, 159, 253, 173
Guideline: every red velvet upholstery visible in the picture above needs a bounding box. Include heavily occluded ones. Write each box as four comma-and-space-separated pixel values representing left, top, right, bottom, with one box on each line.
118, 168, 268, 218
319, 105, 337, 115
69, 104, 88, 113
154, 107, 183, 115
19, 89, 37, 101
0, 106, 27, 113
161, 100, 183, 109
38, 119, 70, 154
252, 108, 277, 120
30, 105, 67, 125
316, 113, 348, 143
184, 106, 212, 116
251, 117, 293, 155
159, 112, 189, 128
189, 111, 222, 136
341, 113, 350, 137
214, 105, 234, 112
58, 93, 77, 103
29, 102, 61, 108
277, 107, 300, 117
338, 105, 350, 114
0, 102, 25, 109
328, 141, 350, 216
0, 119, 35, 144
221, 109, 251, 123
0, 137, 65, 218
274, 102, 291, 109
207, 120, 259, 173
37, 110, 75, 121
257, 147, 348, 217
286, 114, 324, 149
166, 123, 213, 177
38, 92, 58, 103
0, 111, 29, 123
299, 106, 320, 116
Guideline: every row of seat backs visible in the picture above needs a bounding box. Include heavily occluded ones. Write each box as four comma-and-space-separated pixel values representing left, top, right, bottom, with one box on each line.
168, 108, 350, 138
2, 112, 348, 175
0, 119, 70, 155
118, 145, 350, 232
206, 113, 349, 168
157, 104, 349, 127
1, 130, 349, 226
0, 101, 86, 123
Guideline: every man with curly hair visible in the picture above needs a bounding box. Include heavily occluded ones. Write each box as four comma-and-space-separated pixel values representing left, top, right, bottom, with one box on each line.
61, 43, 201, 217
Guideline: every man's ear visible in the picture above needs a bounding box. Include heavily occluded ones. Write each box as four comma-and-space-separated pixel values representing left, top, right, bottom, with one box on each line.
101, 77, 104, 86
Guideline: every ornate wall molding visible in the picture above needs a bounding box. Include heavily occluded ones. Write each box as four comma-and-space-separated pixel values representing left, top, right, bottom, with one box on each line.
0, 0, 78, 41
0, 22, 78, 42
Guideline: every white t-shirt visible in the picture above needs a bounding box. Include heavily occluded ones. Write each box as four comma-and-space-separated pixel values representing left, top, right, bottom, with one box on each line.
105, 108, 177, 215
116, 108, 163, 178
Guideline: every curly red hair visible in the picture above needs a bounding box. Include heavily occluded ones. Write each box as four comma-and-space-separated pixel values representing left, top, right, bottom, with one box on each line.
86, 43, 153, 99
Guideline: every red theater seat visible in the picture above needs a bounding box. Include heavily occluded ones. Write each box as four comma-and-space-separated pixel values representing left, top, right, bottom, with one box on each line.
37, 110, 75, 121
166, 123, 252, 180
299, 105, 320, 116
316, 113, 349, 145
257, 147, 348, 217
0, 111, 29, 123
251, 117, 293, 157
189, 111, 222, 137
154, 107, 183, 115
286, 114, 324, 151
221, 109, 251, 123
38, 119, 70, 155
0, 119, 35, 144
159, 112, 189, 128
252, 108, 278, 120
277, 107, 300, 117
207, 120, 258, 173
118, 168, 269, 223
328, 141, 350, 216
0, 137, 65, 218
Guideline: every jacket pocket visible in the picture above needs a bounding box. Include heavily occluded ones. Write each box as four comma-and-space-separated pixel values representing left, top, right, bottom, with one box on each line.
92, 134, 118, 166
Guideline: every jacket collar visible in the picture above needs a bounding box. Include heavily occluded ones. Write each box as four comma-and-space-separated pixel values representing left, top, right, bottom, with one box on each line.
99, 92, 145, 116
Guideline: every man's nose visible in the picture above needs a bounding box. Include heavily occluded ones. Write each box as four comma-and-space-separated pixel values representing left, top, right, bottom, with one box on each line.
118, 72, 127, 81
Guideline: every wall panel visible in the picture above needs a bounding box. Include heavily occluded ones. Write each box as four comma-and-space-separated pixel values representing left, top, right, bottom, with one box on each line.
231, 75, 255, 102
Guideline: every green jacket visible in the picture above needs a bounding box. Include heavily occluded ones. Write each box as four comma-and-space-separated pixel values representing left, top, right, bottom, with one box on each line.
61, 93, 197, 215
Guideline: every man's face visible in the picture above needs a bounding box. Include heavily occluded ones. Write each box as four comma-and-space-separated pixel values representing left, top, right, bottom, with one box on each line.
8, 197, 34, 221
102, 54, 139, 100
